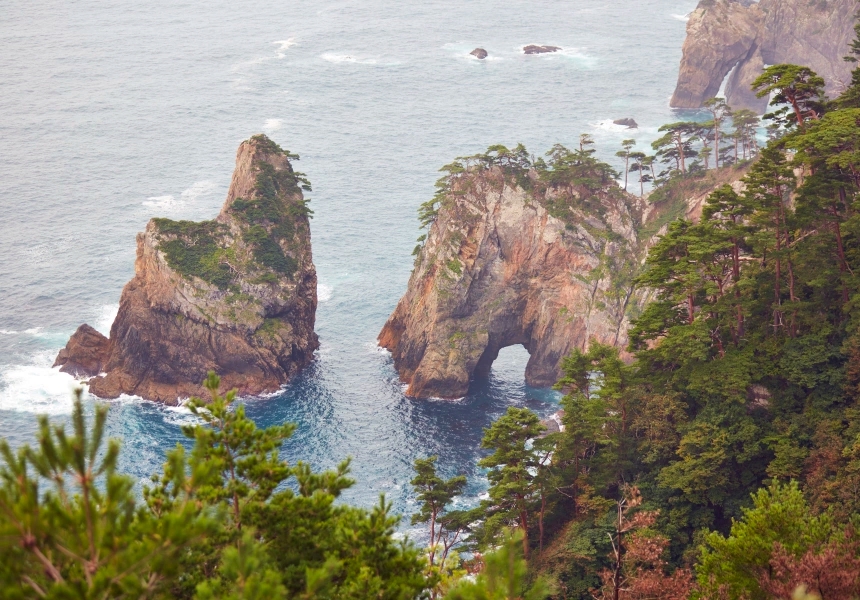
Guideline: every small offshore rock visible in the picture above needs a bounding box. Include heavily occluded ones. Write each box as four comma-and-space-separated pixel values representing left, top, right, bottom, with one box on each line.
613, 118, 638, 128
523, 44, 561, 55
470, 48, 488, 59
53, 324, 109, 377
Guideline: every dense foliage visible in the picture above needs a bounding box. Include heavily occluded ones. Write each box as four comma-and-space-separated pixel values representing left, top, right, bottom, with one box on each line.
154, 139, 311, 286
0, 377, 429, 599
422, 27, 860, 600
403, 20, 860, 600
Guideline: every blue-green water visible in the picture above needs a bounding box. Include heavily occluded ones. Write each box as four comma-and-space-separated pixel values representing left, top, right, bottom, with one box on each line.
0, 0, 697, 536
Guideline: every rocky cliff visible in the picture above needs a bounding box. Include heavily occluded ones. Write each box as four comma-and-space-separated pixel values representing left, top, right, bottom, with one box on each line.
379, 153, 645, 399
54, 135, 319, 403
671, 0, 856, 112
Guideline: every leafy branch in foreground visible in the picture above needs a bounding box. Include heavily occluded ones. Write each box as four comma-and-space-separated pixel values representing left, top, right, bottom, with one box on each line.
0, 388, 209, 599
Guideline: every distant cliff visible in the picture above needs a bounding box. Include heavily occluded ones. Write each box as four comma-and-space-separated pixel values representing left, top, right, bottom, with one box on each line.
671, 0, 856, 112
54, 135, 318, 403
379, 151, 645, 399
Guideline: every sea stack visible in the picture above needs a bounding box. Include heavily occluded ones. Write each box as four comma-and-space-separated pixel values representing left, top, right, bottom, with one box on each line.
470, 48, 488, 60
671, 0, 856, 111
379, 156, 644, 399
54, 134, 319, 403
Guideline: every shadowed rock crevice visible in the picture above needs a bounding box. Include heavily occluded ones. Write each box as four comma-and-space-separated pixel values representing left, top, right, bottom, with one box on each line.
54, 135, 318, 404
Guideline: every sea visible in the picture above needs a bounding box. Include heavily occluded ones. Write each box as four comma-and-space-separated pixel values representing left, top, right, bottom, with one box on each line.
0, 0, 699, 537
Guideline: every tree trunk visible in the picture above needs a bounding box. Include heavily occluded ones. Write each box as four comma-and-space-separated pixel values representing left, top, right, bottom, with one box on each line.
623, 154, 629, 191
733, 239, 743, 343
539, 494, 546, 553
714, 120, 720, 169
613, 502, 623, 600
519, 510, 530, 559
687, 293, 695, 325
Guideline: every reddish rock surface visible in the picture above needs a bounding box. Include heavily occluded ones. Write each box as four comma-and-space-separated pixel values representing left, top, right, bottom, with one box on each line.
53, 324, 110, 377
379, 166, 644, 399
56, 135, 318, 404
671, 0, 856, 112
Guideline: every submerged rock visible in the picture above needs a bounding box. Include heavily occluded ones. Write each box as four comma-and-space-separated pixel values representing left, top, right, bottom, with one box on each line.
671, 0, 856, 112
523, 45, 561, 55
379, 162, 645, 399
56, 134, 319, 403
613, 118, 638, 128
470, 48, 488, 60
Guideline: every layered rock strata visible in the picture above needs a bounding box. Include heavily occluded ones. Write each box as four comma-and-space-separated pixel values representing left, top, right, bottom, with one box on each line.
379, 165, 644, 399
54, 135, 318, 403
671, 0, 856, 112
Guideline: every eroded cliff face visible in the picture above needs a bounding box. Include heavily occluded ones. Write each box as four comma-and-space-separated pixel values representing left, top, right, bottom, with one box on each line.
54, 135, 318, 403
379, 166, 644, 399
671, 0, 856, 112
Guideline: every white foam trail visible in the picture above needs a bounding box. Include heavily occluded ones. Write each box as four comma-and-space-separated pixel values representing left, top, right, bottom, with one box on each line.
143, 181, 216, 211
0, 352, 80, 415
321, 53, 378, 65
0, 330, 18, 335
94, 304, 119, 336
594, 119, 632, 132
672, 13, 691, 22
556, 47, 597, 68
143, 195, 176, 209
318, 283, 332, 302
264, 118, 284, 132
180, 180, 217, 202
273, 39, 296, 51
273, 38, 296, 58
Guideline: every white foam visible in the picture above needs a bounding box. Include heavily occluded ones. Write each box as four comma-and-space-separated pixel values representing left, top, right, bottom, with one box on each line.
594, 119, 632, 132
181, 180, 217, 202
142, 181, 216, 211
264, 118, 284, 132
366, 341, 390, 356
318, 283, 332, 302
672, 13, 691, 22
556, 47, 597, 68
143, 195, 176, 209
518, 45, 597, 68
273, 38, 296, 58
321, 53, 378, 65
94, 304, 119, 336
0, 352, 80, 415
0, 330, 18, 335
273, 39, 296, 51
442, 43, 505, 62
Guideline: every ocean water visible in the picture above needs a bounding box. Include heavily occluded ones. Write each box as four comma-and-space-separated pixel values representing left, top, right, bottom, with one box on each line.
0, 0, 698, 535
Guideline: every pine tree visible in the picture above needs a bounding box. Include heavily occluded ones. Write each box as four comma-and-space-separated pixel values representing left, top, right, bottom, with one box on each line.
477, 408, 545, 558
752, 64, 826, 131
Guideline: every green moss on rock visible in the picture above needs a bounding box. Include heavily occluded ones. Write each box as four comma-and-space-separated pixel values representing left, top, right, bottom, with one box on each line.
152, 219, 233, 289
